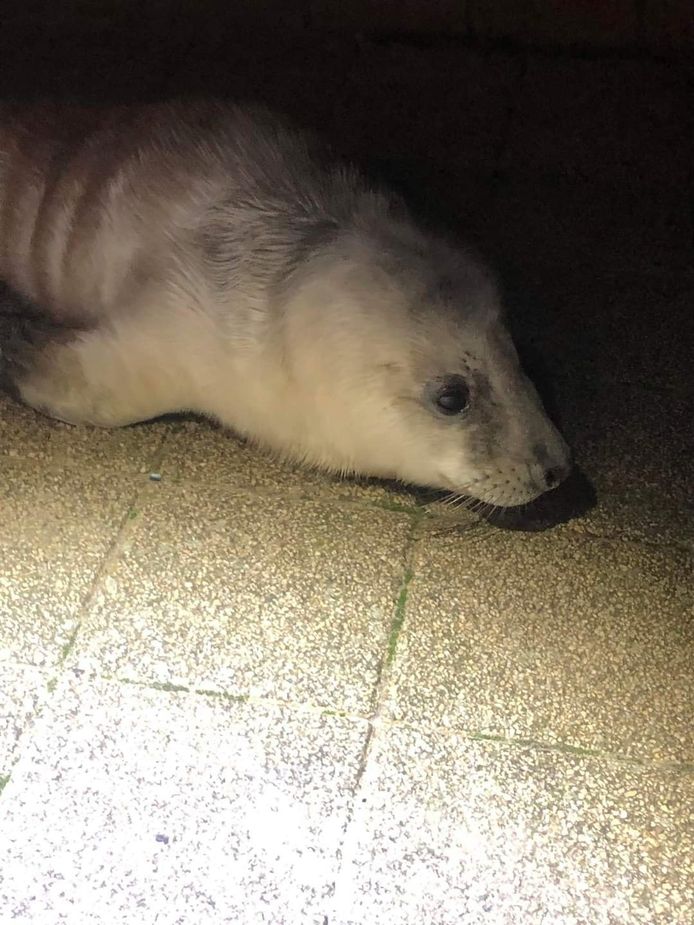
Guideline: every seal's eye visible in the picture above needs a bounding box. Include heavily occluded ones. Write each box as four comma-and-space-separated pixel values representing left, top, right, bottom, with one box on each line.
435, 379, 470, 416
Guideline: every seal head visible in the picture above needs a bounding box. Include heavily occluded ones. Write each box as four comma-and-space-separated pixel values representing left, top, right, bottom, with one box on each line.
249, 218, 572, 507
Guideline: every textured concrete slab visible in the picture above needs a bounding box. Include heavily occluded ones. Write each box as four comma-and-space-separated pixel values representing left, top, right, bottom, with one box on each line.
383, 530, 694, 763
0, 397, 60, 462
160, 418, 422, 510
47, 420, 166, 474
0, 394, 165, 473
331, 724, 694, 925
0, 676, 368, 924
0, 460, 138, 667
69, 484, 412, 712
556, 376, 694, 549
0, 660, 50, 777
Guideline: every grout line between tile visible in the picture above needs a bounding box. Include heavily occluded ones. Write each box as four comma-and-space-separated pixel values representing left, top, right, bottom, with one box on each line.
369, 513, 423, 719
57, 666, 694, 770
457, 729, 694, 775
13, 662, 694, 784
322, 511, 424, 911
49, 429, 172, 679
323, 720, 376, 923
155, 684, 687, 774
0, 432, 174, 792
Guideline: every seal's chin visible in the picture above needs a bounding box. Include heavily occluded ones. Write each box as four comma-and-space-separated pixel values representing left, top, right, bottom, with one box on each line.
472, 489, 546, 509
472, 466, 595, 532
439, 478, 548, 509
443, 478, 566, 510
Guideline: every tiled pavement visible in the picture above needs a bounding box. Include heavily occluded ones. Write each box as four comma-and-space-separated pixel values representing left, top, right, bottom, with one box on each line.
1, 37, 693, 925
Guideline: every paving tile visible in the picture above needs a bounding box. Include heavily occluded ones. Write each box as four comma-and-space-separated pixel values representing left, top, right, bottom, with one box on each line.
503, 58, 693, 187
552, 375, 693, 549
0, 393, 166, 473
45, 420, 166, 474
0, 676, 368, 924
0, 396, 60, 462
0, 459, 137, 666
0, 660, 50, 777
159, 418, 422, 510
331, 724, 694, 925
69, 485, 412, 712
383, 530, 694, 763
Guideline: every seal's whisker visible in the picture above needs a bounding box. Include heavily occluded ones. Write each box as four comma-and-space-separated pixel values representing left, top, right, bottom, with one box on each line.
435, 484, 490, 511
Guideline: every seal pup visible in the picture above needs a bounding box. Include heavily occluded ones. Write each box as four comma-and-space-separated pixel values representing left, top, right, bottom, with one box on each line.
0, 100, 571, 507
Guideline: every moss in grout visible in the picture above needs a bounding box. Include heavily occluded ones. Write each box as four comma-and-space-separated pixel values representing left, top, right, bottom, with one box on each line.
0, 774, 10, 795
386, 568, 414, 666
58, 625, 81, 664
369, 498, 422, 515
120, 678, 249, 702
464, 732, 688, 768
195, 689, 249, 703
149, 681, 190, 693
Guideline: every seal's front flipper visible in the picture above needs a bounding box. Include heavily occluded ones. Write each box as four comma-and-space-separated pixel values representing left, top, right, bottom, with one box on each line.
4, 308, 198, 428
0, 282, 67, 402
0, 310, 96, 424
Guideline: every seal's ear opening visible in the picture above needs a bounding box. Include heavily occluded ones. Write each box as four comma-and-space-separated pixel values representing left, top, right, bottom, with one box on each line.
375, 360, 421, 398
377, 361, 406, 376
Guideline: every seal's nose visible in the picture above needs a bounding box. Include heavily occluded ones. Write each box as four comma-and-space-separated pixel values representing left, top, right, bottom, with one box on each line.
543, 462, 571, 491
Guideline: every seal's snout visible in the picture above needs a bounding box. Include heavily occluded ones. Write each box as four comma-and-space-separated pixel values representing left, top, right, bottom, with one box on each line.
532, 437, 573, 495
542, 461, 571, 492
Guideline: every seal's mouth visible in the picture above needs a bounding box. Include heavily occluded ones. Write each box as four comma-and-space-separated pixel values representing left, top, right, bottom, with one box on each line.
485, 467, 596, 530
438, 462, 573, 510
432, 464, 593, 532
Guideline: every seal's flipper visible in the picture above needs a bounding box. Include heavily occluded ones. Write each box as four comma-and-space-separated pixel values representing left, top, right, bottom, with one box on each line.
0, 292, 78, 405
0, 309, 98, 424
4, 306, 200, 428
